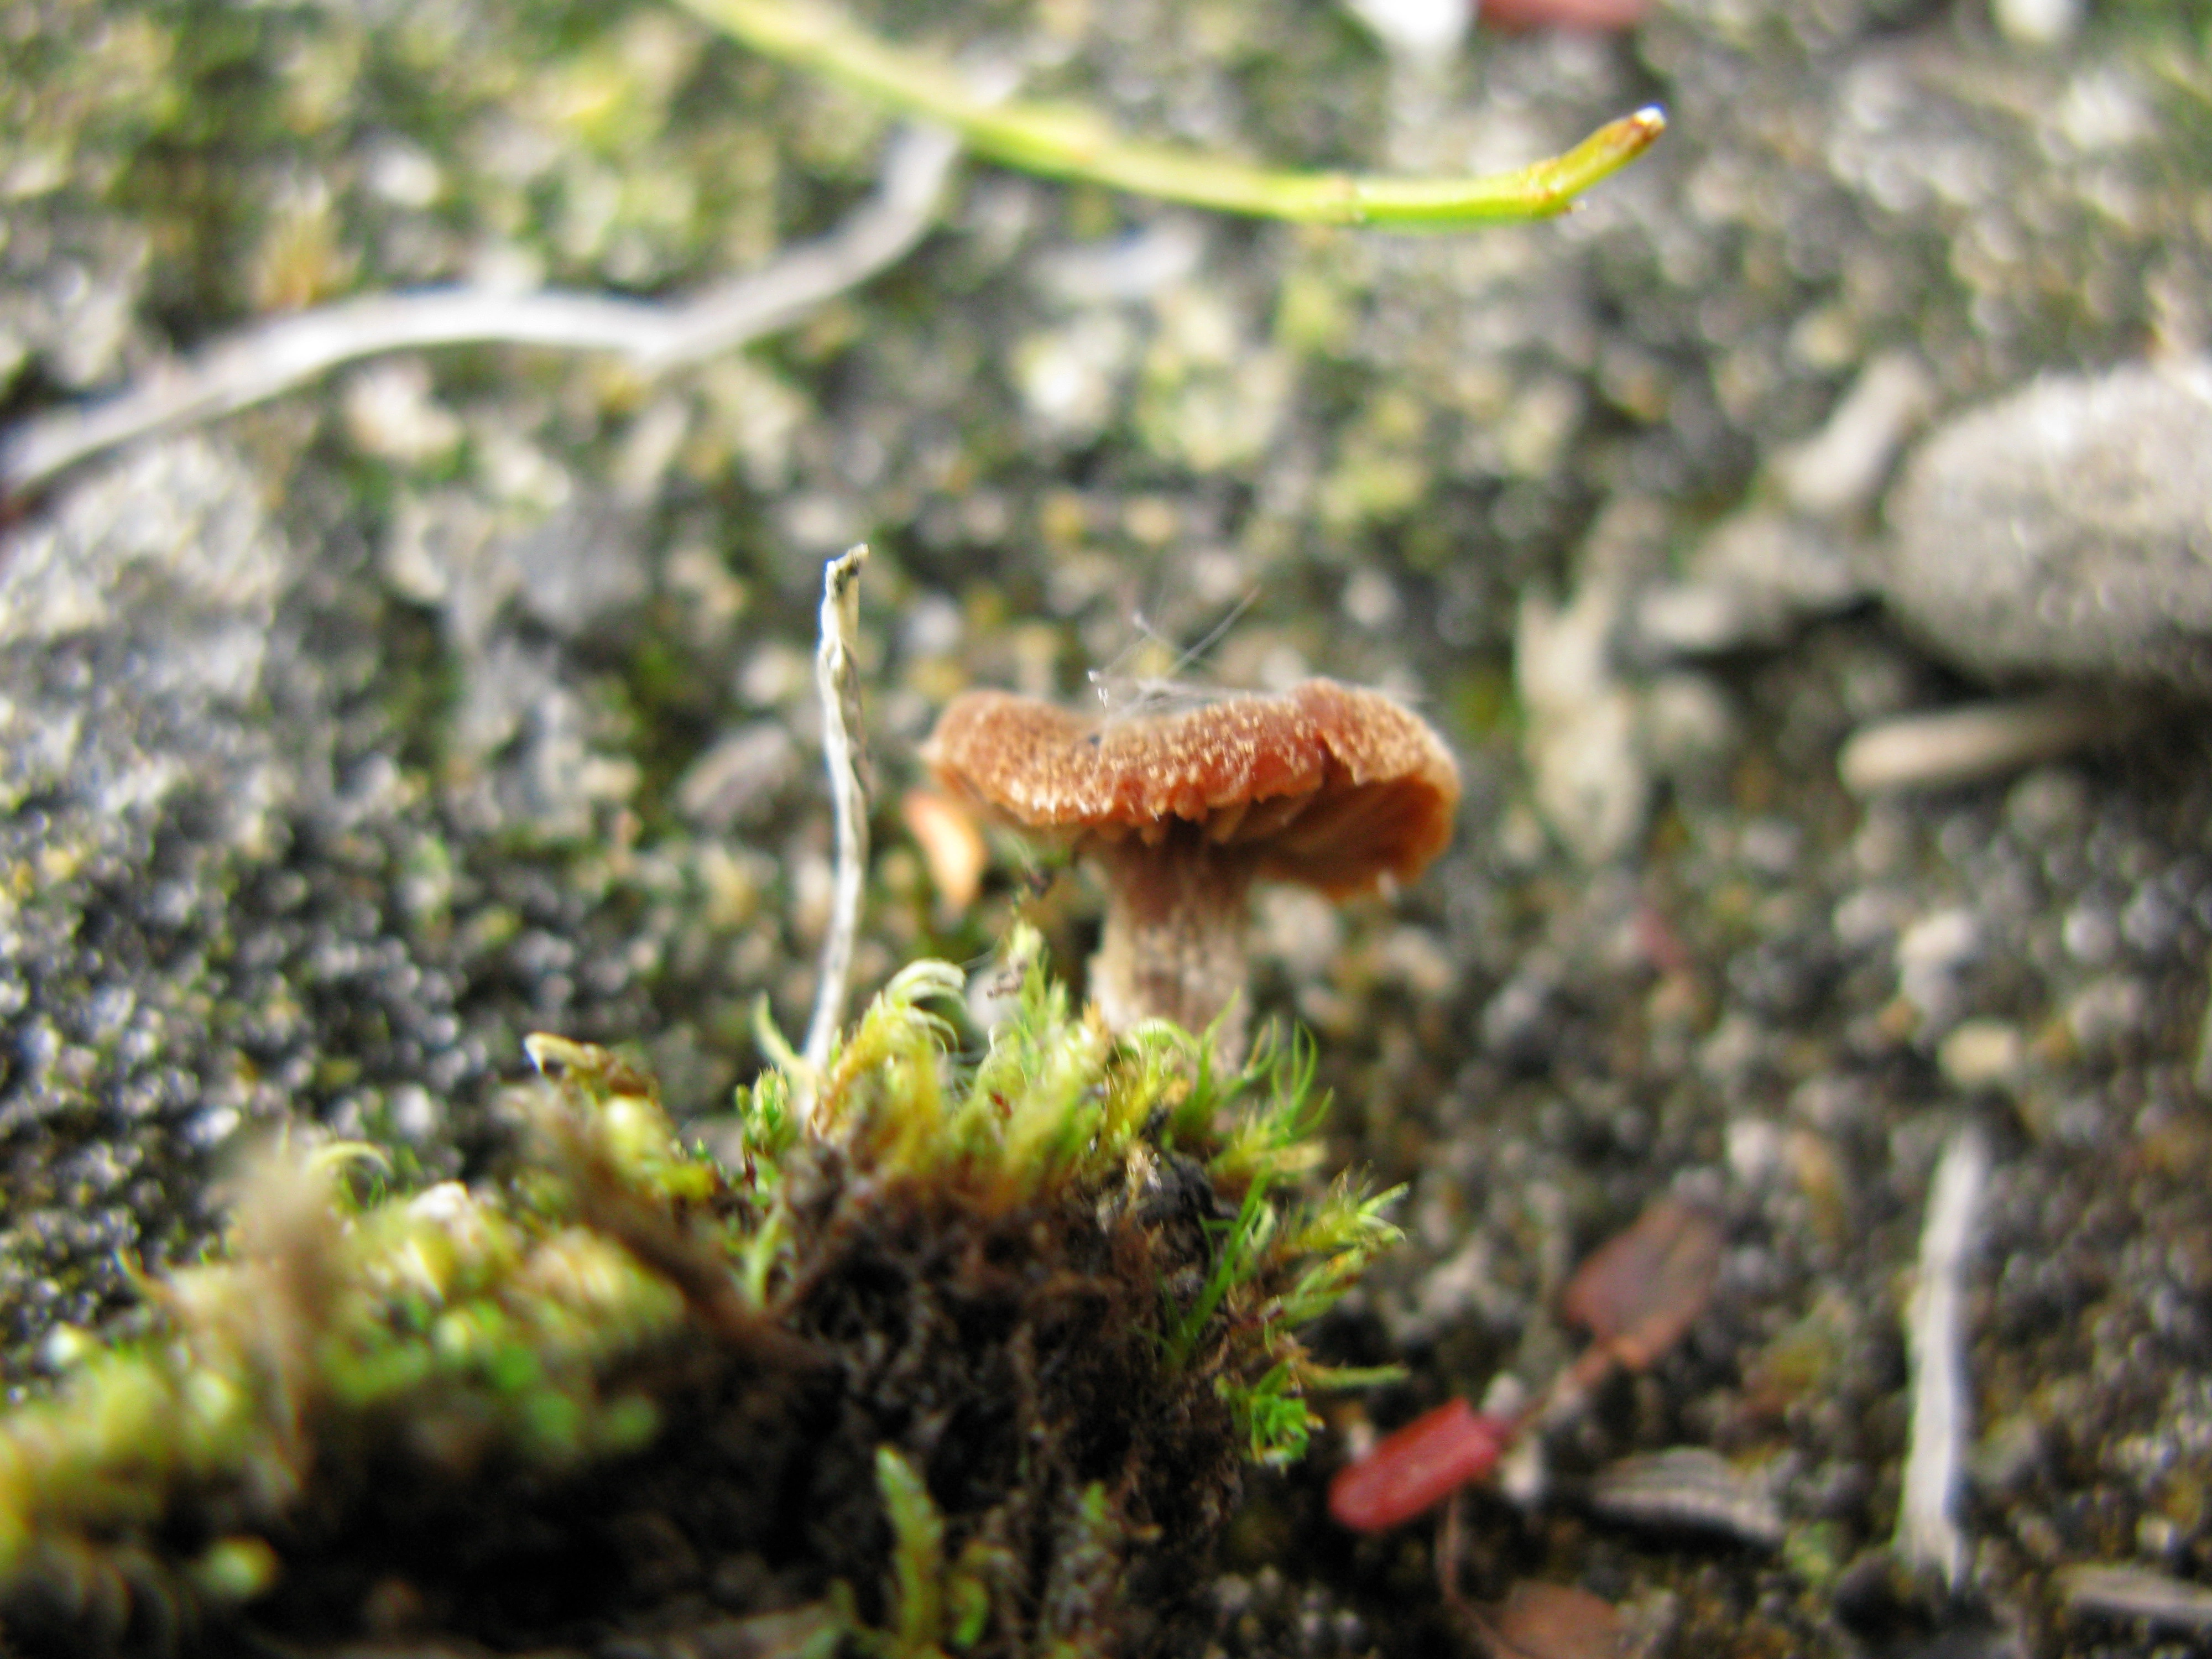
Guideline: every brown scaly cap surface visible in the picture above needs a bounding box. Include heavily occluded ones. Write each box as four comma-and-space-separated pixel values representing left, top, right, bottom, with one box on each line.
921, 679, 1461, 896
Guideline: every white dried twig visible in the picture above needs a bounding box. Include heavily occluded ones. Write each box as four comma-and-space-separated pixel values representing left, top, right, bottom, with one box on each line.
0, 127, 959, 498
802, 545, 870, 1089
2060, 1563, 2212, 1630
1897, 1124, 1990, 1589
1838, 693, 2124, 796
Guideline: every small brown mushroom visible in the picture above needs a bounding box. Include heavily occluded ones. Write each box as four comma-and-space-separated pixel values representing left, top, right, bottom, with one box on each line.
920, 679, 1460, 1058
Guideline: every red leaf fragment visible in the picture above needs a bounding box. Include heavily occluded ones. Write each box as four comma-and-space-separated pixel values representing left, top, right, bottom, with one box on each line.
1477, 0, 1651, 33
1561, 1197, 1721, 1373
1328, 1397, 1512, 1532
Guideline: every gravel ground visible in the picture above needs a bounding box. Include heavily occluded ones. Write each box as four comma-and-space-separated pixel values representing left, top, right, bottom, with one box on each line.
3, 0, 2211, 1653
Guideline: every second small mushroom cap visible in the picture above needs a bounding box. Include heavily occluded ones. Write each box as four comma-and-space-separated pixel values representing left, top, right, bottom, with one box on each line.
922, 679, 1460, 1048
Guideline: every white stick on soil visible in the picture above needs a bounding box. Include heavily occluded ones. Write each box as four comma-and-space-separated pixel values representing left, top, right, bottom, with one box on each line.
1897, 1124, 1990, 1588
802, 545, 870, 1087
1, 127, 958, 498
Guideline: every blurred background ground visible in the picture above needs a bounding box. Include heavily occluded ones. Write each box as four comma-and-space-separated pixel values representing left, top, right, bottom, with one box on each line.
3, 0, 2211, 1652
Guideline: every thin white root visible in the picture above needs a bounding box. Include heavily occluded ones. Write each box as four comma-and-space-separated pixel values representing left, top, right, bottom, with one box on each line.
801, 545, 870, 1093
0, 126, 959, 498
1897, 1124, 1990, 1589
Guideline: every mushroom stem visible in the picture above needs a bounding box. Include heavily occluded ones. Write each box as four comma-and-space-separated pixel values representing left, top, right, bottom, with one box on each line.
1088, 832, 1257, 1062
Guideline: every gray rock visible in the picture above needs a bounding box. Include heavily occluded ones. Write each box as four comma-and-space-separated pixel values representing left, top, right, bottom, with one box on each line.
1877, 361, 2212, 691
0, 435, 289, 839
1773, 350, 1934, 521
507, 494, 650, 640
1634, 509, 1861, 660
675, 722, 800, 833
0, 437, 303, 1333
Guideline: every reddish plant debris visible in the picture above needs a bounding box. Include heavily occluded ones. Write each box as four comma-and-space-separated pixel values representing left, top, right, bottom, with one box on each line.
1561, 1197, 1722, 1372
1477, 0, 1651, 33
1466, 1582, 1626, 1659
1327, 1397, 1514, 1532
1331, 1198, 1722, 1535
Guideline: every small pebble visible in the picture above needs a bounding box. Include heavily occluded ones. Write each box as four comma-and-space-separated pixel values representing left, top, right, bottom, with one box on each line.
342, 359, 463, 465
1877, 360, 2212, 690
1993, 0, 2080, 46
2064, 974, 2149, 1058
1518, 586, 1648, 864
1895, 908, 1980, 1028
675, 724, 799, 832
1634, 510, 1860, 660
1937, 1020, 2023, 1092
1341, 0, 1466, 61
1587, 1446, 1786, 1548
1640, 672, 1739, 786
1773, 349, 1933, 520
1838, 696, 2119, 796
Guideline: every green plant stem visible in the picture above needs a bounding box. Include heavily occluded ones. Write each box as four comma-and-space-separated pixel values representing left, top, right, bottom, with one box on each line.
670, 0, 1665, 227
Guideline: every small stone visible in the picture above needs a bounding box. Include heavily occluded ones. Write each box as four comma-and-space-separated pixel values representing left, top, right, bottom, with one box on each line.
508, 495, 649, 640
1341, 567, 1401, 631
1032, 220, 1203, 306
341, 359, 463, 465
2065, 974, 2150, 1058
1895, 908, 1980, 1029
2003, 768, 2090, 845
1993, 0, 2080, 46
1877, 359, 2212, 690
1773, 349, 1934, 519
675, 724, 799, 833
1518, 585, 1648, 864
1726, 1117, 1786, 1187
1015, 312, 1135, 446
1587, 1447, 1786, 1548
1641, 672, 1739, 786
1637, 510, 1859, 660
387, 1084, 439, 1142
2060, 904, 2117, 967
1633, 580, 1762, 657
362, 136, 444, 207
1341, 0, 1466, 62
1479, 969, 1556, 1066
1254, 888, 1345, 983
1937, 1020, 2023, 1092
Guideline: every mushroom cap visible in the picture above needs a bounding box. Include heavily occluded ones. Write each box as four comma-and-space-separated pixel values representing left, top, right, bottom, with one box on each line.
920, 679, 1460, 898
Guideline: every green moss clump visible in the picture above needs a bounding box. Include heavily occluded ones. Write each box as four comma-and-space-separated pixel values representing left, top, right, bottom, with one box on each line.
0, 930, 1396, 1657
